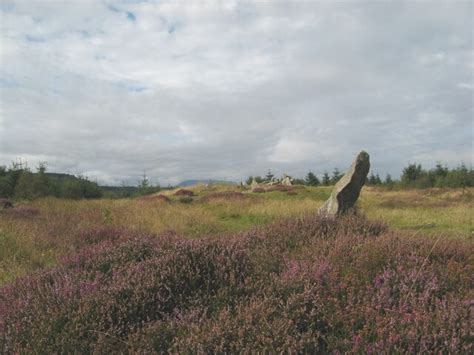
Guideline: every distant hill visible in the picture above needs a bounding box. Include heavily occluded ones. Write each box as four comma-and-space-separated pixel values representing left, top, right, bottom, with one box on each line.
45, 172, 79, 181
178, 179, 236, 187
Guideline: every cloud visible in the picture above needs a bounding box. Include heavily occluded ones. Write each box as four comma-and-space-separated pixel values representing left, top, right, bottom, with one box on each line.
0, 0, 472, 185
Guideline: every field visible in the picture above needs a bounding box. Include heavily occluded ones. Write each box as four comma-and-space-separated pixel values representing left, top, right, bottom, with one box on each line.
1, 185, 473, 352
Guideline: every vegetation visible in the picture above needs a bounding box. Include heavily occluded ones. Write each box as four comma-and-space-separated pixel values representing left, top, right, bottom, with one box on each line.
246, 162, 473, 189
305, 171, 320, 186
0, 182, 472, 352
1, 160, 472, 203
0, 163, 102, 200
398, 162, 473, 189
0, 159, 473, 352
1, 211, 472, 353
0, 163, 162, 200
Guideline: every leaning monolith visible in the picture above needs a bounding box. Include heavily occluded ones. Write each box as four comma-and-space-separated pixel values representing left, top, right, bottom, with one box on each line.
319, 151, 370, 216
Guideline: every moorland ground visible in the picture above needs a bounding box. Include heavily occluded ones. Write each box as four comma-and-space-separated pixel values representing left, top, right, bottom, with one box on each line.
1, 185, 472, 283
0, 185, 473, 353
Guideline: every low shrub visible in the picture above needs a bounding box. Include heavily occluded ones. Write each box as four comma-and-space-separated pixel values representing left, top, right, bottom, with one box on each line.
252, 187, 265, 193
174, 189, 194, 197
1, 214, 472, 353
178, 196, 193, 204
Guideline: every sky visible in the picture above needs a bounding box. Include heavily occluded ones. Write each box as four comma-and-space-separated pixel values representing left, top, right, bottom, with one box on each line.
0, 0, 472, 186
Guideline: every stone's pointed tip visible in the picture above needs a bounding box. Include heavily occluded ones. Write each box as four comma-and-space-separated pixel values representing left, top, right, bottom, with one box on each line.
358, 150, 370, 158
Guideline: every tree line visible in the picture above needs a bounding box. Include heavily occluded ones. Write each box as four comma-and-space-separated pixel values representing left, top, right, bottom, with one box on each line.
1, 161, 472, 201
0, 162, 103, 200
247, 162, 473, 189
0, 162, 166, 200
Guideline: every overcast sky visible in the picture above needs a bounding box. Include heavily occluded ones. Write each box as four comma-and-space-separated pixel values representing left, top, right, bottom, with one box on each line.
0, 0, 472, 185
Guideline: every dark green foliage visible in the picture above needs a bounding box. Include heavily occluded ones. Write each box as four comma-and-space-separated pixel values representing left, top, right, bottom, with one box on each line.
137, 172, 161, 197
178, 196, 193, 204
246, 176, 264, 185
0, 162, 101, 200
62, 176, 102, 200
401, 163, 424, 186
367, 173, 382, 185
322, 172, 331, 186
400, 162, 473, 189
264, 170, 274, 183
0, 176, 14, 197
292, 178, 306, 185
305, 171, 320, 186
330, 168, 342, 184
100, 185, 140, 198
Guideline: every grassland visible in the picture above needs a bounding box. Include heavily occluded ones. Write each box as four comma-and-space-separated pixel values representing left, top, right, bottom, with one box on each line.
0, 185, 472, 352
0, 185, 472, 284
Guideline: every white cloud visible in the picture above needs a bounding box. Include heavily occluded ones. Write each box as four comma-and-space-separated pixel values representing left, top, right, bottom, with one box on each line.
269, 137, 318, 163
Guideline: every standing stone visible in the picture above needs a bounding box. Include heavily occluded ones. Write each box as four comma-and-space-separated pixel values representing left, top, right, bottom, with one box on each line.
251, 178, 259, 188
281, 176, 292, 186
319, 151, 370, 216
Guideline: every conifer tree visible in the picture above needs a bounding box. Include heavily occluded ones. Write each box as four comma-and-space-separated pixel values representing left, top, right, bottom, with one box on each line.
304, 171, 320, 186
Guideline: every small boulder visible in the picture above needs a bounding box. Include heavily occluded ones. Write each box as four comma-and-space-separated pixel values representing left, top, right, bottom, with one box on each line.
319, 151, 370, 216
281, 176, 292, 186
250, 178, 259, 189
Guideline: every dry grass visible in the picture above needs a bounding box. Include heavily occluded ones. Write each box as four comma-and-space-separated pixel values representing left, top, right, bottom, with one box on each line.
0, 185, 472, 283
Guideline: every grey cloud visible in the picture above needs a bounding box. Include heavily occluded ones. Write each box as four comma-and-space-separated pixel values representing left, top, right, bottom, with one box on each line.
0, 1, 472, 185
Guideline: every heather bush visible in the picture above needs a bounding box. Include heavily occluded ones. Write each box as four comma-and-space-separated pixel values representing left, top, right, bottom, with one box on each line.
1, 215, 472, 353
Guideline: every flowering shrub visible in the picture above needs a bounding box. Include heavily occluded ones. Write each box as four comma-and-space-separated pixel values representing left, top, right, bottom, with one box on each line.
1, 215, 472, 353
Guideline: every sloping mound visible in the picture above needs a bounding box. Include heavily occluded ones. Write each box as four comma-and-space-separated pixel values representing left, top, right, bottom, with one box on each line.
173, 189, 194, 196
266, 184, 294, 192
1, 215, 471, 353
199, 191, 253, 203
